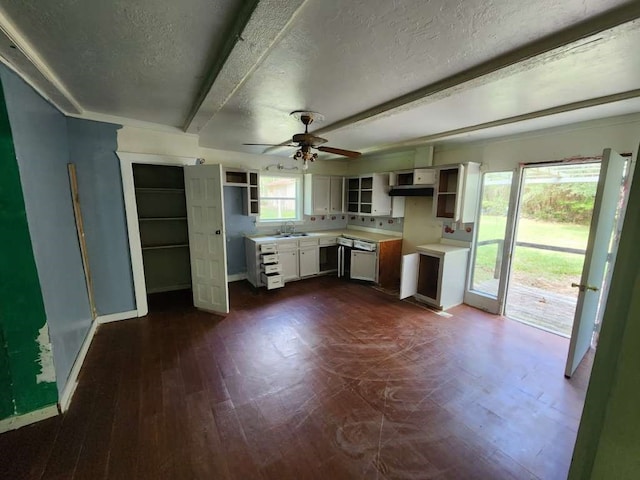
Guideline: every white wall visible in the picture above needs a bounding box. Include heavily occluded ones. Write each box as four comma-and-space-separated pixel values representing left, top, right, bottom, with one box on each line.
434, 113, 640, 171
117, 125, 350, 175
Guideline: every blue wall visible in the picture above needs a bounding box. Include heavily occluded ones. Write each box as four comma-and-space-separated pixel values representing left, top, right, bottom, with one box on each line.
223, 186, 256, 275
67, 118, 135, 314
0, 66, 92, 394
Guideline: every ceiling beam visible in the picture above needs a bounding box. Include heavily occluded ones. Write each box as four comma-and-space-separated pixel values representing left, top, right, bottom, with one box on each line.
308, 2, 640, 139
183, 0, 309, 134
358, 88, 640, 156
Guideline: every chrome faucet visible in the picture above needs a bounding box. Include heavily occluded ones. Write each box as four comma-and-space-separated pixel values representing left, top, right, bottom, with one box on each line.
283, 221, 295, 235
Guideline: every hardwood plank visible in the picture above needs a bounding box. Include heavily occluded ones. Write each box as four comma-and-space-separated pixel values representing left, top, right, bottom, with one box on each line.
0, 276, 593, 479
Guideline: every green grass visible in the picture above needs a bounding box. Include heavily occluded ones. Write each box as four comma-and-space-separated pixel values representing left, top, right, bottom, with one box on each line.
472, 215, 588, 293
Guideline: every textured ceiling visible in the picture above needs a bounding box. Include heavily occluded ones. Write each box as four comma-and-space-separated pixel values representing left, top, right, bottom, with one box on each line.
0, 0, 638, 153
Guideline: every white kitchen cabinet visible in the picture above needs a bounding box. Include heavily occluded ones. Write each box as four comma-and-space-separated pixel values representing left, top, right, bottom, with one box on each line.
434, 162, 480, 223
304, 174, 344, 215
400, 244, 469, 310
351, 250, 377, 282
299, 246, 319, 277
346, 173, 391, 216
330, 176, 344, 213
278, 241, 300, 282
279, 249, 299, 282
224, 168, 260, 216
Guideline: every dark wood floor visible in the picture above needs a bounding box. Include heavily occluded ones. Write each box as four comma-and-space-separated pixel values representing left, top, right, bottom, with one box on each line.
0, 276, 593, 480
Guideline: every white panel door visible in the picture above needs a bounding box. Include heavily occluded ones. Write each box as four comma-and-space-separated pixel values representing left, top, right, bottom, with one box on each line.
351, 250, 377, 281
330, 176, 344, 213
400, 253, 419, 299
565, 149, 628, 377
184, 164, 229, 315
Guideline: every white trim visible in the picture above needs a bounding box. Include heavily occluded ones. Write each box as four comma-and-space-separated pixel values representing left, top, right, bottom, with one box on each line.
116, 152, 199, 318
0, 12, 82, 114
96, 309, 138, 324
227, 273, 247, 282
58, 320, 99, 412
0, 405, 59, 434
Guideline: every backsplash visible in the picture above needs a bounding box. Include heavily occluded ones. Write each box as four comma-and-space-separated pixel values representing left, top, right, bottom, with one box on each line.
255, 214, 348, 235
347, 215, 404, 233
441, 221, 474, 243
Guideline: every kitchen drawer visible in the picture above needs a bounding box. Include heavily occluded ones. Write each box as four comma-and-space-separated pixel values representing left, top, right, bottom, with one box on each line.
299, 237, 319, 247
260, 243, 277, 253
319, 236, 337, 246
261, 272, 284, 290
261, 263, 282, 274
277, 240, 298, 251
261, 253, 279, 264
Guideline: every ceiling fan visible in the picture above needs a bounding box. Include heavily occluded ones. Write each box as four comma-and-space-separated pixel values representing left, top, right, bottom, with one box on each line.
244, 111, 361, 168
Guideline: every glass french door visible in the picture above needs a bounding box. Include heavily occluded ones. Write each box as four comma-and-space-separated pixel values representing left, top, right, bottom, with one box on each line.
464, 171, 517, 314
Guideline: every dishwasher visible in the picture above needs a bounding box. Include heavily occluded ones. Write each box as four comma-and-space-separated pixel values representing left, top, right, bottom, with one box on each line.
337, 236, 377, 282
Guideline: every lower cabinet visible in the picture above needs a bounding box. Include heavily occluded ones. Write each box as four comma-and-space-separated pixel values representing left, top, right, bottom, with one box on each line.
400, 244, 469, 310
299, 246, 319, 277
280, 249, 299, 281
351, 250, 377, 281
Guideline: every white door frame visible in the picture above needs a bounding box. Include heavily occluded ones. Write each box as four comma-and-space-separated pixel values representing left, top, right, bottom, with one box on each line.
117, 152, 199, 317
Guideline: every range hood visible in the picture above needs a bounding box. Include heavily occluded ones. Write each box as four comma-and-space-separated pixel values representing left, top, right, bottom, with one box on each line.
388, 185, 434, 197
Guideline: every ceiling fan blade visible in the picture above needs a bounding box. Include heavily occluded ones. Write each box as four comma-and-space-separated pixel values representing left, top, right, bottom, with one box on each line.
317, 146, 362, 158
243, 143, 296, 147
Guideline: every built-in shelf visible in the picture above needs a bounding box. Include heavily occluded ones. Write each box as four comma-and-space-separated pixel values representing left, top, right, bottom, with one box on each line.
142, 244, 189, 251
135, 187, 185, 193
147, 284, 192, 294
133, 163, 192, 296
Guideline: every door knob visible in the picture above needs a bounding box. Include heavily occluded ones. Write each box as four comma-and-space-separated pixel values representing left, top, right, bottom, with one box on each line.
571, 282, 599, 292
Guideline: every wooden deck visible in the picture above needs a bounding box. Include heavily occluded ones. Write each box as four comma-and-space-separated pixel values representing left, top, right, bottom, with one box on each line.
475, 279, 578, 337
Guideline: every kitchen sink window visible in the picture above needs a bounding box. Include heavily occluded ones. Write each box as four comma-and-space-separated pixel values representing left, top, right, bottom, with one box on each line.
259, 174, 302, 222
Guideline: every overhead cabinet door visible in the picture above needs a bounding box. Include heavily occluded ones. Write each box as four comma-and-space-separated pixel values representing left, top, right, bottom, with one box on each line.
184, 164, 229, 315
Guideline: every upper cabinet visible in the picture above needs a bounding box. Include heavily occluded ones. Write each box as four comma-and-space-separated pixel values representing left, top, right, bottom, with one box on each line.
346, 173, 391, 216
434, 162, 481, 223
224, 168, 260, 217
304, 174, 344, 215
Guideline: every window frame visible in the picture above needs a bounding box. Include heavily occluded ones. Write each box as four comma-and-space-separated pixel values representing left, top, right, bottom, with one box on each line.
257, 172, 303, 224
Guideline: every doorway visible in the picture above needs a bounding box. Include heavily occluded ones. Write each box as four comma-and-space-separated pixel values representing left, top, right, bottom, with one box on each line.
505, 163, 600, 337
466, 152, 631, 359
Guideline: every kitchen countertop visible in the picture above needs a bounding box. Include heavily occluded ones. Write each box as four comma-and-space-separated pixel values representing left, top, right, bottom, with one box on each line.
416, 243, 470, 254
247, 229, 402, 244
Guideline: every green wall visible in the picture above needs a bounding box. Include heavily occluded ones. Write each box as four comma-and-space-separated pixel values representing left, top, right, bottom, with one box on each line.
0, 78, 57, 419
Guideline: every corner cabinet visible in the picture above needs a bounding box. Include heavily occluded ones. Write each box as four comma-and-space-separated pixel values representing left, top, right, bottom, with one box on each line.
434, 162, 480, 223
303, 174, 344, 215
224, 168, 260, 217
400, 244, 469, 310
346, 173, 391, 216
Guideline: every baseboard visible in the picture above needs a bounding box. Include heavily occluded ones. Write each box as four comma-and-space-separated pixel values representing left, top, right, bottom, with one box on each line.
96, 309, 138, 324
0, 404, 59, 433
228, 273, 247, 282
58, 319, 98, 412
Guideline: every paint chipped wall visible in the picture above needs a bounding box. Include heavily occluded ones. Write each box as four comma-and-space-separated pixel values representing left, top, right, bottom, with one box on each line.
0, 62, 92, 402
0, 79, 57, 418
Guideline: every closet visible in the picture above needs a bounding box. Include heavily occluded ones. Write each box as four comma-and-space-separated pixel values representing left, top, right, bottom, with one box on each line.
133, 164, 192, 295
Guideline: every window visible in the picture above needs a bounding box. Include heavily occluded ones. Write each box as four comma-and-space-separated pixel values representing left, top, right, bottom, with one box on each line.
259, 174, 301, 222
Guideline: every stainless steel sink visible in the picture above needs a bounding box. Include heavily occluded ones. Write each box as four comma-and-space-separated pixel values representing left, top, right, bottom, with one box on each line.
274, 232, 309, 238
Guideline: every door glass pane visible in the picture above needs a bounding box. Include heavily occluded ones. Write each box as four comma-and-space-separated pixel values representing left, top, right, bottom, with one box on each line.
470, 171, 513, 297
506, 163, 600, 337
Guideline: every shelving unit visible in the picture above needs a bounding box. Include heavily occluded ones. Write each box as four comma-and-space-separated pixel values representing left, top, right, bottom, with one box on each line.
224, 168, 260, 216
346, 177, 359, 213
433, 163, 481, 222
133, 164, 192, 295
346, 173, 391, 216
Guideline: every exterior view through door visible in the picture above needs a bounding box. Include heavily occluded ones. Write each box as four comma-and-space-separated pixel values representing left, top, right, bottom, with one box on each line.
466, 149, 632, 375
